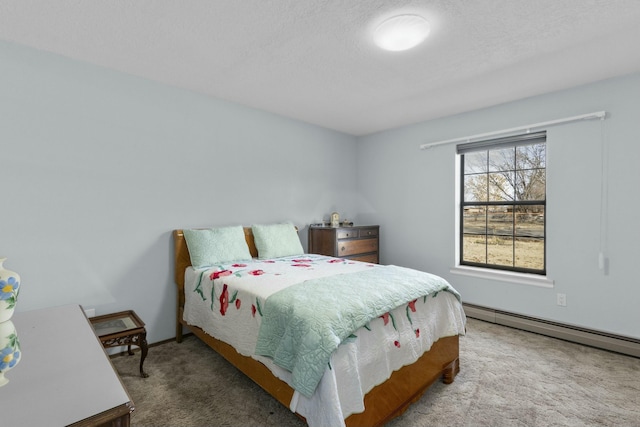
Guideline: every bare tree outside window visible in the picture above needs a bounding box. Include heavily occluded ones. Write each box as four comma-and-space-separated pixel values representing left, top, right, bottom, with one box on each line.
460, 135, 546, 274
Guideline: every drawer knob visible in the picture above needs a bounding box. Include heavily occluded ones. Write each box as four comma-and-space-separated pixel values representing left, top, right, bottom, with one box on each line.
341, 246, 345, 252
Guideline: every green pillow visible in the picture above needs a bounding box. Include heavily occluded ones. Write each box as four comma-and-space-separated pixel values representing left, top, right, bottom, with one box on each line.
183, 226, 252, 268
252, 223, 304, 259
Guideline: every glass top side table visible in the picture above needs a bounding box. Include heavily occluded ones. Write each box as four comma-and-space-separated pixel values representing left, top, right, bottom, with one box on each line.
90, 310, 149, 378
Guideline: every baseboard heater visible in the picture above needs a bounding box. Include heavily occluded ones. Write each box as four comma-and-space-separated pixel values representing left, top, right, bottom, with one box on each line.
463, 303, 640, 358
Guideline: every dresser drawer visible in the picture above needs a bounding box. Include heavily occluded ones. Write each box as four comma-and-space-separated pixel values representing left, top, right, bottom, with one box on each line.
338, 238, 378, 256
358, 227, 378, 238
337, 228, 359, 239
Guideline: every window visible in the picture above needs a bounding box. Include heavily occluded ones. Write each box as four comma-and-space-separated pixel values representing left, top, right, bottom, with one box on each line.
458, 132, 546, 274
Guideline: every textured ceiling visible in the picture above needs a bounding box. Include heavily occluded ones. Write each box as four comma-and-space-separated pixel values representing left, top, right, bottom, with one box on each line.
1, 1, 640, 136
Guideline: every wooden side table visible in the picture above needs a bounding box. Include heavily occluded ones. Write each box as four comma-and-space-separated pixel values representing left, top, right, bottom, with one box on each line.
90, 310, 149, 378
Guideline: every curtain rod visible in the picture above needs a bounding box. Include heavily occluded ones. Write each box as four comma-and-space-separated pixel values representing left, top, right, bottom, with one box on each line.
419, 111, 607, 150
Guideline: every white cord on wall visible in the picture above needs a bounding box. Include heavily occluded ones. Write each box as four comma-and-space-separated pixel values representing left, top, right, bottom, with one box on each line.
598, 117, 609, 272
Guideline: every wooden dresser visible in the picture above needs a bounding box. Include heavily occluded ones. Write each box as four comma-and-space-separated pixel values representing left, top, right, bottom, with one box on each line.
308, 225, 379, 263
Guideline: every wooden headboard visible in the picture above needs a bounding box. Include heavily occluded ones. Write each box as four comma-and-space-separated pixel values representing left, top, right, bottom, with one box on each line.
173, 227, 259, 287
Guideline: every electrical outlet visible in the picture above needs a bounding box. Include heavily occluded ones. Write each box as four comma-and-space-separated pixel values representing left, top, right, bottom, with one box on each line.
84, 308, 96, 317
556, 293, 567, 307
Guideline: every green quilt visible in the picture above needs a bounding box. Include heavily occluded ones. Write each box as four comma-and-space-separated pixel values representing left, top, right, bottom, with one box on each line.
254, 265, 461, 397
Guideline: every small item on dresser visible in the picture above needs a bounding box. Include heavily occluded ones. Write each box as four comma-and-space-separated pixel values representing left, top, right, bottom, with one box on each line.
330, 212, 340, 227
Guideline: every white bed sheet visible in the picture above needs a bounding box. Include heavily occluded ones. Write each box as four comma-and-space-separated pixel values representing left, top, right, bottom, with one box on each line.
183, 254, 466, 427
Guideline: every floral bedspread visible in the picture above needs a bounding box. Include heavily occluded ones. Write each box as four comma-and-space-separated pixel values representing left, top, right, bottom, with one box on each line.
182, 254, 466, 427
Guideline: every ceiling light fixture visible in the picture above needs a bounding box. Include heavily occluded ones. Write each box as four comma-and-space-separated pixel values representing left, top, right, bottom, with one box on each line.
373, 14, 431, 52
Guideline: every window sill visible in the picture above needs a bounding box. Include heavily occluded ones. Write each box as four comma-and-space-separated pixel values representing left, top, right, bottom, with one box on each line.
450, 265, 554, 288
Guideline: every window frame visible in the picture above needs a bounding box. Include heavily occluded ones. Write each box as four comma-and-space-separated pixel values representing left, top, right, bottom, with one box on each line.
457, 132, 547, 275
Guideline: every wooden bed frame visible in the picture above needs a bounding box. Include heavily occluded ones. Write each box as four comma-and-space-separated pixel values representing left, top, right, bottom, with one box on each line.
173, 228, 460, 427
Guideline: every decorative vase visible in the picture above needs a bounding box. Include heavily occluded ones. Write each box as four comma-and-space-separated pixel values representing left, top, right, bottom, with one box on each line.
0, 258, 21, 323
0, 320, 21, 387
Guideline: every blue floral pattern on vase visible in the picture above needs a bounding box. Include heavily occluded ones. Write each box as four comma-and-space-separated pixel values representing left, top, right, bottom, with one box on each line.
0, 276, 20, 303
0, 258, 20, 323
0, 320, 21, 387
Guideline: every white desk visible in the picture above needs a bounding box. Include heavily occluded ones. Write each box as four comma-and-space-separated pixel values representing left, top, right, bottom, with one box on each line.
0, 305, 134, 426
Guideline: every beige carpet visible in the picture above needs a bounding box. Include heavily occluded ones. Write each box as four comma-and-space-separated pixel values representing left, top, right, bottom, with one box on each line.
112, 318, 640, 426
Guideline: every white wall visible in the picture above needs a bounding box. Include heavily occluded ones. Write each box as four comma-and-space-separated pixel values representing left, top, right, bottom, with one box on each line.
4, 39, 639, 343
0, 41, 358, 343
356, 73, 640, 339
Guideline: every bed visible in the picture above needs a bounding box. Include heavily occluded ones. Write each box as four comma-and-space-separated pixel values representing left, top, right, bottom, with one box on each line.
173, 224, 465, 427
